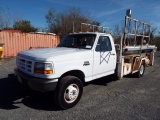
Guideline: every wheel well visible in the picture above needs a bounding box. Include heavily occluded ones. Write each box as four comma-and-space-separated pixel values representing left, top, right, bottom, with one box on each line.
59, 70, 85, 83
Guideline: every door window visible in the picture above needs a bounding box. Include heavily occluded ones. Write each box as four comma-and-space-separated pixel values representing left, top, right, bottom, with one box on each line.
96, 36, 112, 51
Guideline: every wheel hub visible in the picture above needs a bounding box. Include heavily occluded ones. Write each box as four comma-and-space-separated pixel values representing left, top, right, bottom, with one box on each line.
64, 84, 79, 103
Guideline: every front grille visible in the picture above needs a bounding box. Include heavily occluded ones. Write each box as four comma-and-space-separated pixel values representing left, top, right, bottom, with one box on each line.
17, 57, 34, 74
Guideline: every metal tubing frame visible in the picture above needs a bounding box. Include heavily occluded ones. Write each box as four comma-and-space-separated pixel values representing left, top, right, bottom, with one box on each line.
80, 23, 112, 33
124, 16, 151, 47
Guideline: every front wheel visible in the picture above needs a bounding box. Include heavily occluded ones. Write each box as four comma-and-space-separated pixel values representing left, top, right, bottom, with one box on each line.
54, 76, 83, 109
135, 61, 145, 78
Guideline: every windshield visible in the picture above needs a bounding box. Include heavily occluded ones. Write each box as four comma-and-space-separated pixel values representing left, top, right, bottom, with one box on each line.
57, 34, 96, 49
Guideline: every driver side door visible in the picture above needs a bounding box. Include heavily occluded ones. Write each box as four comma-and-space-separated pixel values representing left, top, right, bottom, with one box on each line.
93, 36, 116, 79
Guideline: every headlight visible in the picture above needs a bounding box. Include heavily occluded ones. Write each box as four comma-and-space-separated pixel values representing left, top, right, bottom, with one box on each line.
34, 62, 53, 74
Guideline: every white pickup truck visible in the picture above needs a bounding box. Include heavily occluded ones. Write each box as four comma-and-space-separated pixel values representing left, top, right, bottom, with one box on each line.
15, 30, 156, 109
14, 17, 157, 109
14, 33, 118, 108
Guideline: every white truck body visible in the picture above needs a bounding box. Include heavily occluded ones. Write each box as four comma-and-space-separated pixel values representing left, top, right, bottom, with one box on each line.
14, 31, 156, 109
16, 33, 116, 82
14, 15, 157, 109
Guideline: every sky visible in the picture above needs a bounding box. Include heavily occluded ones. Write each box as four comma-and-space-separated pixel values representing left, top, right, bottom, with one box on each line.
0, 0, 160, 33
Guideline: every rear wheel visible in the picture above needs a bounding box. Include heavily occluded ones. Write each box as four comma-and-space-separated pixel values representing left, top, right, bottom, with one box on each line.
135, 61, 145, 78
54, 76, 83, 109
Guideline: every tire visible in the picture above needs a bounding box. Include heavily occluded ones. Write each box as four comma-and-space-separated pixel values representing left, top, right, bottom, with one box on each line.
135, 61, 145, 78
54, 76, 83, 109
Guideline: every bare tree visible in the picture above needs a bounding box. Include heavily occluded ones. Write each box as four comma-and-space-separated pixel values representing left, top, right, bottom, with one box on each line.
13, 12, 22, 25
0, 7, 12, 29
45, 7, 96, 38
0, 7, 4, 29
112, 24, 121, 36
4, 8, 11, 29
112, 20, 124, 36
45, 8, 55, 32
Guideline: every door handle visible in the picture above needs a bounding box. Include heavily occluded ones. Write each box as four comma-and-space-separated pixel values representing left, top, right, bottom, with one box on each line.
111, 53, 115, 55
83, 61, 90, 66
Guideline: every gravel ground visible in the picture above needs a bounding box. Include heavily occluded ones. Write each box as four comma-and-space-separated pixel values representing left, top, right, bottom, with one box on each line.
0, 52, 160, 120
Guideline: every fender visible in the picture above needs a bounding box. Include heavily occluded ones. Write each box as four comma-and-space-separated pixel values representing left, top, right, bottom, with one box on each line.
54, 59, 93, 82
132, 57, 145, 74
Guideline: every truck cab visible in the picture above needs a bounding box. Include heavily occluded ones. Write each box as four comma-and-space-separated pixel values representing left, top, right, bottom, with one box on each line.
57, 32, 117, 81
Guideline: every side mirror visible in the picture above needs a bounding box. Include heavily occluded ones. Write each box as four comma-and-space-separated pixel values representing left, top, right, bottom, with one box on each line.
95, 44, 101, 51
115, 44, 120, 50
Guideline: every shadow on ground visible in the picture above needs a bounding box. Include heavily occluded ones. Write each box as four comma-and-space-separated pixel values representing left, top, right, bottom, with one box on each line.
0, 74, 118, 111
0, 74, 22, 110
87, 74, 118, 86
0, 74, 60, 111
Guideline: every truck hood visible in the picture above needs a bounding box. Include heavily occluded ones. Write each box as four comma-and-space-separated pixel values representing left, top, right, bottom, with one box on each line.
17, 47, 93, 62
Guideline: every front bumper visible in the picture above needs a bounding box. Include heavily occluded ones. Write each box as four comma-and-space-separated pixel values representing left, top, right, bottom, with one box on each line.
14, 68, 58, 92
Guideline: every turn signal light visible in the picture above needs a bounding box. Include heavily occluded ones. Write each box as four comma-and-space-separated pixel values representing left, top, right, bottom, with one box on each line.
34, 70, 53, 74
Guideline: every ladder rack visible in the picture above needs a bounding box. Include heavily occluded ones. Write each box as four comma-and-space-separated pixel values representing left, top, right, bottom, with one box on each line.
122, 16, 157, 52
80, 23, 112, 34
123, 16, 151, 47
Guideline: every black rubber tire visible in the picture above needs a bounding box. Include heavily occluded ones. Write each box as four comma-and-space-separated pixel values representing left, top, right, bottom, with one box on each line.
135, 61, 145, 78
54, 76, 83, 109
